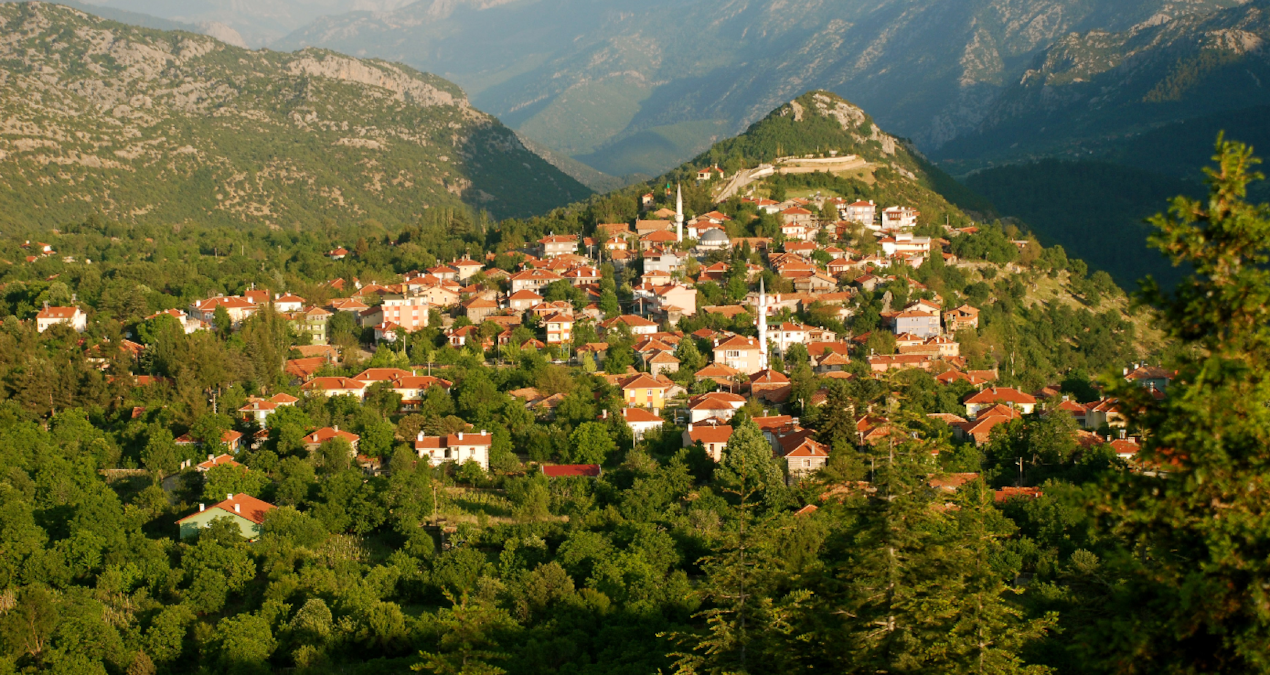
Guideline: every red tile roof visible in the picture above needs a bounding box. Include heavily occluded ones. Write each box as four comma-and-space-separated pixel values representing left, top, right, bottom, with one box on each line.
177, 493, 276, 526
541, 464, 602, 478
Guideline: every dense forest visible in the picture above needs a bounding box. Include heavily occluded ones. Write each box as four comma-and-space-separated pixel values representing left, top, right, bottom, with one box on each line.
964, 160, 1198, 290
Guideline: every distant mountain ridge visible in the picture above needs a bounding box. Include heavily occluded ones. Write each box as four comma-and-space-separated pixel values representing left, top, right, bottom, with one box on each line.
276, 0, 1241, 178
937, 0, 1270, 166
0, 2, 590, 229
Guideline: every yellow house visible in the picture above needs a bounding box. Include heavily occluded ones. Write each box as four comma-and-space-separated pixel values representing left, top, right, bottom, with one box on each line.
621, 373, 671, 411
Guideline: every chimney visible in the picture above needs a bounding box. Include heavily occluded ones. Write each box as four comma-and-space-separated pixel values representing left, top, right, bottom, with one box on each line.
334, 425, 339, 432
481, 430, 487, 436
688, 423, 694, 432
227, 494, 233, 500
1119, 428, 1126, 440
234, 504, 241, 513
458, 432, 464, 441
417, 431, 424, 442
602, 409, 608, 419
199, 503, 205, 512
208, 454, 214, 461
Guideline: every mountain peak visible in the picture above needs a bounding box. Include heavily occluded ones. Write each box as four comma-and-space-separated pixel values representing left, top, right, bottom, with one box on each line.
784, 91, 868, 130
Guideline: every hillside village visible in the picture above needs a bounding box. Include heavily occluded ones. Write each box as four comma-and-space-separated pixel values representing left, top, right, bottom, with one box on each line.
0, 77, 1214, 672
15, 168, 1165, 537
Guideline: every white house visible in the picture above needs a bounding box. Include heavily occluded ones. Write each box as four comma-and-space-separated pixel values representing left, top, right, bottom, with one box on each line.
618, 407, 664, 439
414, 430, 492, 470
36, 304, 87, 333
881, 206, 919, 230
845, 200, 876, 227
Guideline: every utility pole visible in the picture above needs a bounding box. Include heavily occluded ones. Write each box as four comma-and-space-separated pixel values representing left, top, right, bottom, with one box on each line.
1017, 457, 1024, 487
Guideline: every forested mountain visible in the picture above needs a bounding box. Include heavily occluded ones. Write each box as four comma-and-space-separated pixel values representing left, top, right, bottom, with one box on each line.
937, 0, 1270, 166
965, 160, 1198, 290
0, 2, 591, 228
276, 0, 1238, 178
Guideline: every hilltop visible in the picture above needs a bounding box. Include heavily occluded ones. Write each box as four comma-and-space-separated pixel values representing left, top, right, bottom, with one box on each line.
0, 2, 591, 229
679, 91, 994, 217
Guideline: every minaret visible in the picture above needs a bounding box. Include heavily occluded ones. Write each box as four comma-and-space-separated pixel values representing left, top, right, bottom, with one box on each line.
758, 277, 768, 371
675, 183, 684, 243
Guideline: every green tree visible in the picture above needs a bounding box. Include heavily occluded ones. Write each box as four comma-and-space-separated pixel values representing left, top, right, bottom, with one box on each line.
1081, 138, 1270, 673
142, 426, 179, 477
202, 463, 269, 501
413, 594, 514, 675
567, 422, 617, 465
717, 419, 788, 509
190, 413, 233, 448
213, 305, 233, 339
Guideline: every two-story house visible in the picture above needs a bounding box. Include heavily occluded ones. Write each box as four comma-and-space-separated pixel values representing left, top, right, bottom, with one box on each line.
712, 335, 764, 374
35, 304, 87, 333
620, 373, 672, 411
414, 430, 492, 470
682, 422, 733, 462
964, 387, 1038, 417
544, 312, 575, 345
509, 269, 564, 294
539, 234, 579, 258
943, 304, 980, 332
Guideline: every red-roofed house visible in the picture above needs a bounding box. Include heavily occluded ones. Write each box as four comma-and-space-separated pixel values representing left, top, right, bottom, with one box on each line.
303, 427, 361, 453
177, 493, 276, 540
683, 422, 733, 462
964, 387, 1037, 417
711, 335, 764, 374
36, 304, 87, 333
779, 434, 829, 480
544, 312, 575, 345
750, 369, 792, 403
618, 406, 664, 439
196, 454, 241, 473
621, 373, 671, 411
943, 304, 980, 332
414, 430, 493, 470
301, 377, 369, 400
539, 234, 579, 258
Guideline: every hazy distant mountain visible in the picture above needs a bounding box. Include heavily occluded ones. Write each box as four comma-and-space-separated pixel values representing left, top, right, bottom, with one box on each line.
937, 0, 1270, 167
277, 0, 1240, 178
77, 0, 417, 46
0, 2, 590, 229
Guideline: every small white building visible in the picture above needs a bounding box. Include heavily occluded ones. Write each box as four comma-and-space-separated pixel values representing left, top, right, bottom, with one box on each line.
618, 407, 664, 439
414, 430, 492, 470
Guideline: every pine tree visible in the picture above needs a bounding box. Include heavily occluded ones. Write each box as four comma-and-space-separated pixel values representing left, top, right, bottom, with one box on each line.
1083, 138, 1270, 673
665, 419, 808, 674
942, 480, 1055, 675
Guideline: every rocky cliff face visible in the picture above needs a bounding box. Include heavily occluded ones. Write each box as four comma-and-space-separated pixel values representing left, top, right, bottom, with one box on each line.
276, 0, 1240, 177
936, 0, 1270, 164
0, 2, 590, 228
